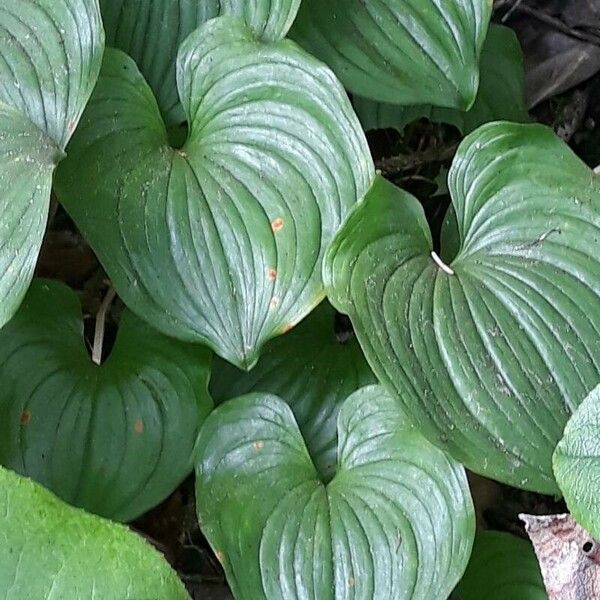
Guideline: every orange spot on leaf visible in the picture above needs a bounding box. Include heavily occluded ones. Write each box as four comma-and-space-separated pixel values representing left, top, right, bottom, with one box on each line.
134, 418, 144, 434
254, 440, 264, 450
20, 410, 31, 426
271, 218, 284, 232
268, 268, 277, 281
270, 297, 279, 310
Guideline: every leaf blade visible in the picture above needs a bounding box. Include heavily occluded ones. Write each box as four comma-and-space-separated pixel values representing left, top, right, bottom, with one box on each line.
196, 387, 474, 599
56, 17, 374, 368
325, 123, 600, 493
0, 466, 190, 599
290, 0, 492, 109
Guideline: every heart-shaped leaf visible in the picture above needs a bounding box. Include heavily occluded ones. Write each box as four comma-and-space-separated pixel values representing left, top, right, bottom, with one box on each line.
325, 122, 600, 494
455, 531, 547, 599
0, 466, 190, 599
196, 386, 475, 600
554, 384, 600, 539
100, 0, 301, 125
354, 25, 529, 136
55, 17, 374, 369
0, 0, 103, 329
290, 0, 492, 109
0, 279, 212, 522
210, 302, 377, 481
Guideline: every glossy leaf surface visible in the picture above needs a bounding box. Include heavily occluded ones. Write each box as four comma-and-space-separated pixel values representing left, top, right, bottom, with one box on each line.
100, 0, 301, 124
0, 466, 190, 599
0, 279, 211, 522
290, 0, 492, 109
196, 386, 475, 600
0, 0, 103, 329
325, 122, 600, 494
354, 26, 529, 135
554, 384, 600, 539
55, 17, 374, 369
210, 302, 376, 480
455, 531, 547, 599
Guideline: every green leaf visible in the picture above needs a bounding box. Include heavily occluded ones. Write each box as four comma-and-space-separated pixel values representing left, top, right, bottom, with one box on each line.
325, 122, 600, 494
554, 384, 600, 539
455, 531, 547, 599
210, 302, 377, 481
100, 0, 301, 125
196, 386, 475, 600
0, 466, 190, 599
290, 0, 492, 109
0, 279, 212, 522
55, 17, 374, 370
354, 25, 529, 135
0, 0, 104, 330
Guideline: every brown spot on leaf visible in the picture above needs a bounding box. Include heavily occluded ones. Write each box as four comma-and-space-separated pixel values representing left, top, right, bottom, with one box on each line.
268, 268, 277, 281
254, 441, 264, 450
20, 410, 31, 426
271, 217, 284, 232
67, 121, 76, 133
134, 418, 144, 434
270, 297, 279, 310
348, 577, 355, 588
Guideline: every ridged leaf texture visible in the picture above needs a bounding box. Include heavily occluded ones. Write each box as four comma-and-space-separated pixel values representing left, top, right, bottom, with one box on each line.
325, 122, 600, 494
0, 0, 103, 329
0, 466, 190, 599
210, 302, 377, 481
196, 386, 475, 600
55, 17, 374, 369
554, 384, 600, 539
455, 531, 547, 599
100, 0, 301, 124
354, 25, 529, 135
0, 279, 212, 522
290, 0, 492, 109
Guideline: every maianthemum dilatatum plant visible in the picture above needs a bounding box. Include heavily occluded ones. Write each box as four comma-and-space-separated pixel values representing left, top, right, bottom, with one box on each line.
0, 0, 598, 598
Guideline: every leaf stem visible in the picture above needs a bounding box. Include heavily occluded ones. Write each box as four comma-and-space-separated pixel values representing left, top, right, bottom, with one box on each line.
431, 251, 455, 275
92, 287, 116, 365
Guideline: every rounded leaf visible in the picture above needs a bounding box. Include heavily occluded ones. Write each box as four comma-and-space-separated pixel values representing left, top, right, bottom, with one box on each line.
554, 384, 600, 539
55, 17, 374, 369
211, 302, 377, 480
100, 0, 301, 124
325, 122, 600, 494
0, 466, 189, 599
0, 279, 212, 522
354, 25, 529, 135
196, 386, 475, 600
455, 531, 547, 599
0, 0, 104, 330
290, 0, 492, 109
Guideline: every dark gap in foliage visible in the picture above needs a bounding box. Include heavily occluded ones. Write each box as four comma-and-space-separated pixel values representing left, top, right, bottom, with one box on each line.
334, 311, 355, 344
